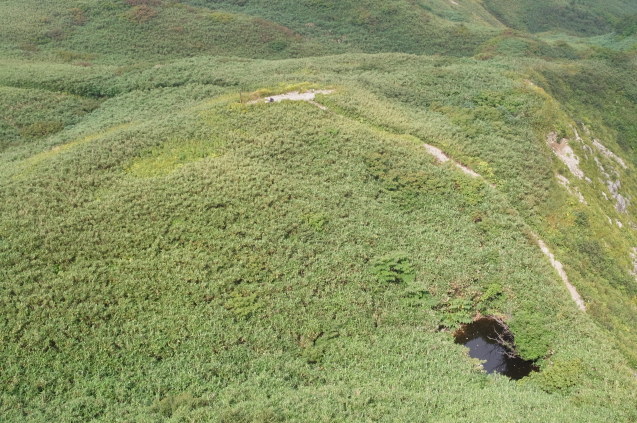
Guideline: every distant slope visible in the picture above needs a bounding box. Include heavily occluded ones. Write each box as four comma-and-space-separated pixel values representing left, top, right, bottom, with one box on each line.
0, 0, 323, 64
483, 0, 637, 35
0, 0, 504, 63
187, 0, 502, 55
1, 0, 631, 65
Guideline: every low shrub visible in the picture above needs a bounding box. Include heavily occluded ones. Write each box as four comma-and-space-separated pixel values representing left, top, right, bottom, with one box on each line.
371, 252, 415, 284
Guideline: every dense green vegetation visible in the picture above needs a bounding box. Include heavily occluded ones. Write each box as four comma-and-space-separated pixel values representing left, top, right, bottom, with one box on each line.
483, 0, 637, 35
1, 1, 637, 422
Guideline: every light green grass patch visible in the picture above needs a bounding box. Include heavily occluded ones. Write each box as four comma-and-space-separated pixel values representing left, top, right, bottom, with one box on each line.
127, 137, 222, 177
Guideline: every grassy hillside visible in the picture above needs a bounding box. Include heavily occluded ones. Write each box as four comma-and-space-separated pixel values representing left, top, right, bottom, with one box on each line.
0, 0, 596, 64
187, 0, 500, 55
483, 0, 637, 35
0, 0, 325, 64
1, 1, 637, 422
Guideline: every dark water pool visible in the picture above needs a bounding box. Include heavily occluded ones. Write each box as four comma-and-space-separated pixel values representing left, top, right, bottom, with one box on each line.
454, 318, 538, 380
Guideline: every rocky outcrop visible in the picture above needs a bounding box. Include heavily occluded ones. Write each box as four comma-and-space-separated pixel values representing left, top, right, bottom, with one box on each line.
547, 132, 587, 180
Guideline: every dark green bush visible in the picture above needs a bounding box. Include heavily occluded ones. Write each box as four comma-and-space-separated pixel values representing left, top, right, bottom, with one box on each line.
371, 252, 415, 284
18, 120, 64, 137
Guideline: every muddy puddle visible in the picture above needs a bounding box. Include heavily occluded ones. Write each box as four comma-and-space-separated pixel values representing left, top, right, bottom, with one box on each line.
454, 317, 538, 380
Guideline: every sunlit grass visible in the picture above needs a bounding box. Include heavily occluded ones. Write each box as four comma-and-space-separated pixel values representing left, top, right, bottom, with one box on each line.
16, 122, 133, 176
127, 137, 222, 177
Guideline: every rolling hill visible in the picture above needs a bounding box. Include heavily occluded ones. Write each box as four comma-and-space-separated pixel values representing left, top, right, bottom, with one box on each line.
1, 1, 637, 422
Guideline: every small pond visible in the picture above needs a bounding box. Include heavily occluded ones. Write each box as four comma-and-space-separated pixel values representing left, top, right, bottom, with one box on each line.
454, 317, 538, 380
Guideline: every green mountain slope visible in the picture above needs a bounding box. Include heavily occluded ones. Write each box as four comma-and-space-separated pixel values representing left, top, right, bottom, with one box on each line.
0, 0, 599, 64
483, 0, 637, 35
1, 1, 637, 422
187, 0, 502, 54
0, 0, 325, 63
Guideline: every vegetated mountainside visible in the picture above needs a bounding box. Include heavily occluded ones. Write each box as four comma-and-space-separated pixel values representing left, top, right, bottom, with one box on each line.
0, 0, 603, 63
483, 0, 637, 35
1, 1, 637, 422
0, 0, 326, 63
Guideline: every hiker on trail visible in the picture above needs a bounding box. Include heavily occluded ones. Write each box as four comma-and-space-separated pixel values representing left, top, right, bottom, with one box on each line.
268, 97, 274, 103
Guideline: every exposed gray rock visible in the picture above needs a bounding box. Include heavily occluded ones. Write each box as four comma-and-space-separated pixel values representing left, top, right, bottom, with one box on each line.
547, 132, 586, 180
607, 179, 630, 213
593, 139, 627, 169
